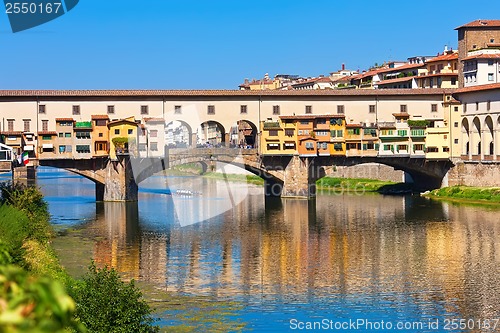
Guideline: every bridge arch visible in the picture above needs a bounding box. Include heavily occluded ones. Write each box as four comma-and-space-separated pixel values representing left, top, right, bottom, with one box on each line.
166, 120, 192, 148
197, 121, 226, 147
230, 119, 258, 148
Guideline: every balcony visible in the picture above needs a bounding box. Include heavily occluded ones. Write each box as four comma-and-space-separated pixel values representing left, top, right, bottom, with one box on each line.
75, 121, 92, 129
263, 122, 280, 129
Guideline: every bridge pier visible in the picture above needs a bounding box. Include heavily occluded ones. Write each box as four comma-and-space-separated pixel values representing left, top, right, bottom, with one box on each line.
12, 165, 36, 187
97, 155, 138, 202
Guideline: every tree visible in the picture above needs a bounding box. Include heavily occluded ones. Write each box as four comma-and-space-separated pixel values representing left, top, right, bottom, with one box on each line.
70, 262, 159, 333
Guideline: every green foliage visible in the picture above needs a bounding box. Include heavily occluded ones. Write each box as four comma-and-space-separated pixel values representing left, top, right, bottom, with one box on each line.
407, 120, 430, 128
112, 137, 135, 147
0, 265, 85, 333
430, 186, 500, 202
316, 177, 397, 192
0, 183, 53, 244
70, 262, 159, 333
0, 205, 30, 264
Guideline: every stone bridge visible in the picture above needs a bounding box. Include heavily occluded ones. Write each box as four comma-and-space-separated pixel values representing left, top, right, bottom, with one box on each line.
17, 148, 453, 201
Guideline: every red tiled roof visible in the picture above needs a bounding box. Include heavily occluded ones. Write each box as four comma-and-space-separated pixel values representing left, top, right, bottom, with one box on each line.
377, 63, 425, 74
425, 52, 458, 63
55, 118, 74, 122
416, 73, 458, 79
143, 117, 165, 123
0, 89, 455, 97
38, 131, 57, 135
455, 20, 500, 29
462, 53, 500, 61
392, 112, 410, 117
346, 123, 362, 128
280, 114, 345, 120
0, 131, 22, 135
107, 119, 139, 127
91, 114, 109, 119
377, 77, 415, 85
454, 83, 500, 94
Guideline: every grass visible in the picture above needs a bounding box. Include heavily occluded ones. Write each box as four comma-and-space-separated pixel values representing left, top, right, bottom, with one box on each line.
424, 186, 500, 204
202, 172, 264, 185
316, 177, 399, 193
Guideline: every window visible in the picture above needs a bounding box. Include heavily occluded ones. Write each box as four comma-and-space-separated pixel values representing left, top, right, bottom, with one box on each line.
150, 142, 158, 151
369, 105, 375, 113
411, 129, 425, 136
269, 130, 278, 136
454, 106, 459, 112
316, 118, 326, 124
476, 102, 479, 110
38, 104, 46, 114
454, 122, 458, 128
75, 131, 91, 139
58, 145, 66, 153
305, 105, 312, 114
431, 104, 437, 112
72, 105, 80, 115
76, 145, 91, 153
397, 145, 408, 152
488, 59, 494, 66
305, 142, 314, 150
65, 133, 71, 138
413, 144, 424, 152
454, 139, 459, 144
240, 105, 247, 114
488, 73, 494, 81
267, 143, 280, 150
427, 147, 439, 153
397, 130, 407, 136
316, 131, 329, 136
174, 105, 182, 114
128, 129, 133, 135
443, 147, 450, 152
273, 105, 280, 115
487, 100, 491, 111
99, 133, 103, 137
95, 119, 107, 126
107, 105, 115, 114
96, 142, 107, 151
42, 135, 51, 140
114, 129, 120, 135
150, 130, 158, 137
464, 104, 467, 113
451, 78, 457, 85
58, 133, 63, 138
42, 120, 48, 131
141, 105, 149, 115
383, 144, 393, 151
400, 105, 407, 113
337, 105, 345, 114
300, 121, 309, 125
139, 143, 147, 151
7, 120, 14, 132
285, 129, 294, 137
347, 128, 360, 135
333, 143, 343, 151
207, 105, 215, 115
283, 142, 295, 150
490, 38, 495, 43
23, 120, 30, 132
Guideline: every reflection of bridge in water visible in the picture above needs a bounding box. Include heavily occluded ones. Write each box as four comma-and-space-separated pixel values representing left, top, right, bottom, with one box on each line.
14, 147, 453, 201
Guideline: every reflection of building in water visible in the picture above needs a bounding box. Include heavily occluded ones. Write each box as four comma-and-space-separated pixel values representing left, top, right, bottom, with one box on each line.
88, 191, 498, 320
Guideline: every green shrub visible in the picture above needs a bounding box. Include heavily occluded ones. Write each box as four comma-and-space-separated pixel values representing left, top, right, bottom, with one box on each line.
0, 265, 85, 333
70, 262, 159, 333
0, 204, 31, 264
0, 183, 53, 244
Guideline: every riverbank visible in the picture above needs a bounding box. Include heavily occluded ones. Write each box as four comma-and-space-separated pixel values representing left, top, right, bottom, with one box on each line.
316, 177, 408, 193
423, 186, 500, 205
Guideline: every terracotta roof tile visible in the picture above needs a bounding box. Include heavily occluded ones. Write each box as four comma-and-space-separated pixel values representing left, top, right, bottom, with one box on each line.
38, 131, 57, 135
376, 63, 425, 74
425, 52, 458, 63
346, 123, 362, 128
454, 83, 500, 94
91, 114, 110, 119
0, 89, 455, 97
455, 20, 500, 29
143, 117, 165, 123
55, 118, 74, 122
462, 53, 500, 61
280, 114, 345, 120
392, 112, 410, 117
1, 131, 23, 135
377, 77, 415, 85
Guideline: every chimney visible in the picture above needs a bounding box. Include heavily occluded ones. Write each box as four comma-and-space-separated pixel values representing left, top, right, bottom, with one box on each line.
244, 78, 249, 84
444, 45, 448, 53
342, 63, 345, 71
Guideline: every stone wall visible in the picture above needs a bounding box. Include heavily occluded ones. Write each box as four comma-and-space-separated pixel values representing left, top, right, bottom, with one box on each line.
446, 161, 500, 187
324, 163, 405, 183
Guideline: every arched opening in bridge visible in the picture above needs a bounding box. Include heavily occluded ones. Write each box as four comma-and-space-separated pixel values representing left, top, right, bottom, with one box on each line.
485, 116, 494, 157
166, 120, 192, 148
229, 120, 258, 148
197, 121, 226, 147
472, 117, 481, 156
461, 118, 470, 156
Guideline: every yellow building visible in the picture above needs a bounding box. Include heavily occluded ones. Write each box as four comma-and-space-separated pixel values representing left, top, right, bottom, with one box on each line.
92, 114, 110, 157
425, 119, 451, 159
260, 118, 296, 155
329, 117, 346, 155
417, 50, 459, 89
108, 116, 139, 160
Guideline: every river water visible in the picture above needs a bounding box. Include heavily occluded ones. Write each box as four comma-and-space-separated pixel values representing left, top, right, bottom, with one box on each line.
2, 167, 499, 332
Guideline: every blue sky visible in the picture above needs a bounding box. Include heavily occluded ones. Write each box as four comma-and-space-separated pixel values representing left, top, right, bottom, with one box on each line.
1, 0, 500, 89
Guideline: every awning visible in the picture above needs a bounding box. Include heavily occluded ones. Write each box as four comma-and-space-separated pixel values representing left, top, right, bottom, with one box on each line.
24, 145, 34, 151
42, 143, 54, 149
